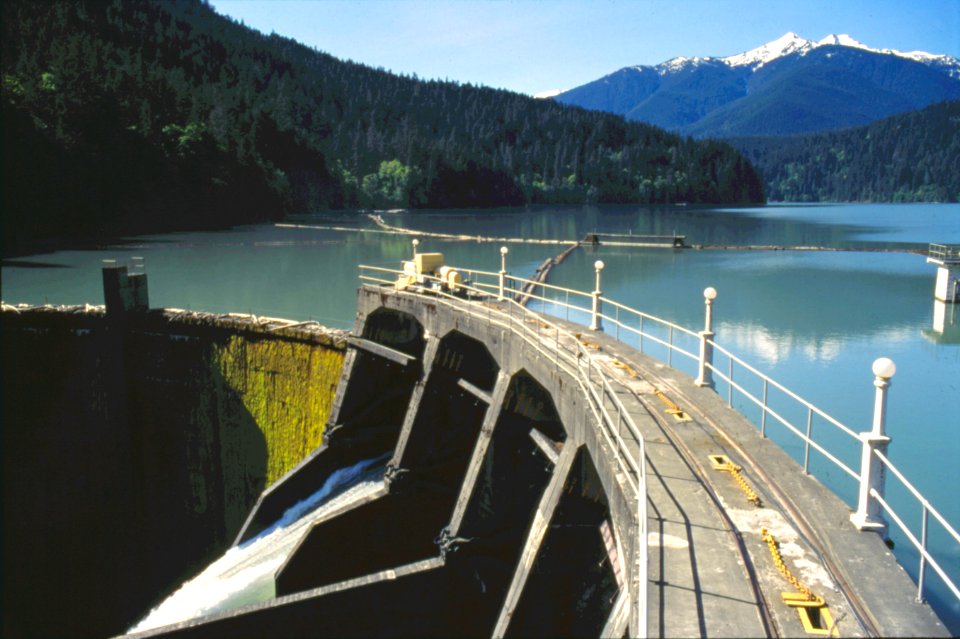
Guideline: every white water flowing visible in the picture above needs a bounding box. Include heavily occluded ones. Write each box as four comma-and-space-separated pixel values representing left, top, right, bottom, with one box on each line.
129, 455, 388, 634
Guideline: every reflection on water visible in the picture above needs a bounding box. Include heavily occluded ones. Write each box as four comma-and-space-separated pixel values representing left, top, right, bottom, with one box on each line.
929, 300, 960, 343
3, 203, 960, 629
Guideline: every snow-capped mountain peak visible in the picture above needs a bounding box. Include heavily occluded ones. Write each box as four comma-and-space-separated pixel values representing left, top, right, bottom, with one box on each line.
716, 32, 960, 77
551, 31, 960, 139
722, 32, 816, 68
603, 32, 959, 80
817, 33, 868, 49
814, 33, 960, 78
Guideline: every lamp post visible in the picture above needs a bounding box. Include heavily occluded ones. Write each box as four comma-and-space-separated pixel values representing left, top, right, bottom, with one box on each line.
695, 287, 717, 388
412, 238, 420, 262
851, 357, 896, 534
499, 246, 509, 300
590, 260, 605, 331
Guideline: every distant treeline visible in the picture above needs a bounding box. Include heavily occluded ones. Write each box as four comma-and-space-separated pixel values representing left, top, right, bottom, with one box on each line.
1, 0, 763, 254
731, 100, 960, 203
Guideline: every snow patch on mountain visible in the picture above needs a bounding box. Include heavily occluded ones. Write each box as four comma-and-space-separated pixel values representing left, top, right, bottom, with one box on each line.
655, 56, 711, 75
533, 88, 562, 99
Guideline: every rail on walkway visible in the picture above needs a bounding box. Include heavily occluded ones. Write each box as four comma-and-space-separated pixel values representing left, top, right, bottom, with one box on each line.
928, 243, 960, 264
360, 258, 959, 617
358, 264, 649, 636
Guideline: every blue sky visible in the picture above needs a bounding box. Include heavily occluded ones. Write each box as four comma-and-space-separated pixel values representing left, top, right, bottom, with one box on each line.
210, 0, 960, 95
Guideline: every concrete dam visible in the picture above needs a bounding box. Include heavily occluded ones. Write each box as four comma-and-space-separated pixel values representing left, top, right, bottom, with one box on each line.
2, 260, 954, 638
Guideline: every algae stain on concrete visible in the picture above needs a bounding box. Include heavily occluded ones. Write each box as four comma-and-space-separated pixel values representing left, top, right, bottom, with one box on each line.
213, 335, 345, 487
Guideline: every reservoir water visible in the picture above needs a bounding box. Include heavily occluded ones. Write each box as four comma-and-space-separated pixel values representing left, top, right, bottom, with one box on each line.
3, 202, 959, 629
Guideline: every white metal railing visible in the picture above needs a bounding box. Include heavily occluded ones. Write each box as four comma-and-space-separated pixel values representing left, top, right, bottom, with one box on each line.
929, 243, 960, 263
701, 329, 958, 608
705, 340, 861, 480
358, 264, 648, 636
365, 253, 960, 615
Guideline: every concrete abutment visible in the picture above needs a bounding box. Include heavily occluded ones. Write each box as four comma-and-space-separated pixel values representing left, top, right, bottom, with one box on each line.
1, 305, 347, 637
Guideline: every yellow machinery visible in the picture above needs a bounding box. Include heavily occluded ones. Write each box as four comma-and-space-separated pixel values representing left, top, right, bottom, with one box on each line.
396, 253, 463, 293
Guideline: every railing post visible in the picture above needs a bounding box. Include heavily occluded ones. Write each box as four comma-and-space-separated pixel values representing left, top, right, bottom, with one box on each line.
590, 260, 604, 331
498, 246, 508, 300
850, 357, 895, 534
695, 287, 717, 388
760, 379, 768, 437
667, 325, 673, 367
918, 506, 929, 603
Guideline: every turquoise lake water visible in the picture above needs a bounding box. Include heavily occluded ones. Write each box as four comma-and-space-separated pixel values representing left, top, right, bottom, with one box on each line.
3, 202, 958, 629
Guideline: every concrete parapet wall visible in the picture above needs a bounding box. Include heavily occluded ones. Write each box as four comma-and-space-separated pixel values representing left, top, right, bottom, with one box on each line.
1, 305, 346, 638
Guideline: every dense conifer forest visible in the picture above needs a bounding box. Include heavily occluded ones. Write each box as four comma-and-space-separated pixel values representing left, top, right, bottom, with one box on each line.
1, 0, 764, 254
731, 100, 960, 202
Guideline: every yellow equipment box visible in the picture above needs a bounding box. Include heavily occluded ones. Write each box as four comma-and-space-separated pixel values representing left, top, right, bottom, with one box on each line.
415, 253, 445, 275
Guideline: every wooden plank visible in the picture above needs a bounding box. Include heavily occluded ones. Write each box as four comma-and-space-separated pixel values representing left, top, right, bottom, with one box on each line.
347, 336, 415, 366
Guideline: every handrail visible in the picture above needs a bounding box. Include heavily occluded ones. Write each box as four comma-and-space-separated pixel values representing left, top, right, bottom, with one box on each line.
928, 243, 960, 262
360, 259, 960, 614
358, 264, 648, 635
594, 285, 959, 611
700, 337, 959, 608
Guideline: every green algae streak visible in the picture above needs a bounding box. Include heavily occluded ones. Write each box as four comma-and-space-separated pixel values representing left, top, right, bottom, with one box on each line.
213, 334, 344, 486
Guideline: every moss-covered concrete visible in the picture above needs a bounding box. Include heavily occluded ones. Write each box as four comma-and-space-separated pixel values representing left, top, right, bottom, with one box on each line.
1, 305, 346, 638
213, 334, 342, 486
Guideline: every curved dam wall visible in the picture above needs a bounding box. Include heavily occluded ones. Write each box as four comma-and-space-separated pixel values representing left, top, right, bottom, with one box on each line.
135, 284, 640, 638
1, 305, 345, 638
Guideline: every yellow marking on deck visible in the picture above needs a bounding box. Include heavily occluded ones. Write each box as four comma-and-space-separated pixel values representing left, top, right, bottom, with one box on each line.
610, 360, 691, 420
574, 333, 602, 350
610, 360, 638, 377
653, 388, 691, 421
709, 454, 761, 506
762, 528, 839, 636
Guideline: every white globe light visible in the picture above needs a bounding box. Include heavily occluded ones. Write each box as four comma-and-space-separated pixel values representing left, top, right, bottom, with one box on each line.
412, 238, 420, 247
872, 357, 897, 379
500, 246, 509, 255
704, 286, 718, 300
594, 260, 605, 270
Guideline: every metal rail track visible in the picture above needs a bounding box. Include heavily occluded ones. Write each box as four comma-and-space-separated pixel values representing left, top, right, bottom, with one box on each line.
645, 369, 880, 637
606, 368, 781, 637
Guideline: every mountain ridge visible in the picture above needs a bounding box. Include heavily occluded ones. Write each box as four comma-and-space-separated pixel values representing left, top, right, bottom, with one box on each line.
554, 32, 960, 138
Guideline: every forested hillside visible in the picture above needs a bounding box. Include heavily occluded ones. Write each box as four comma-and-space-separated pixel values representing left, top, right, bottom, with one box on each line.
1, 0, 763, 254
732, 100, 960, 202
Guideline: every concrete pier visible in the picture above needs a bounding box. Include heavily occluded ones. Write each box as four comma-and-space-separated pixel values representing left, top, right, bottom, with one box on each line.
124, 284, 948, 638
